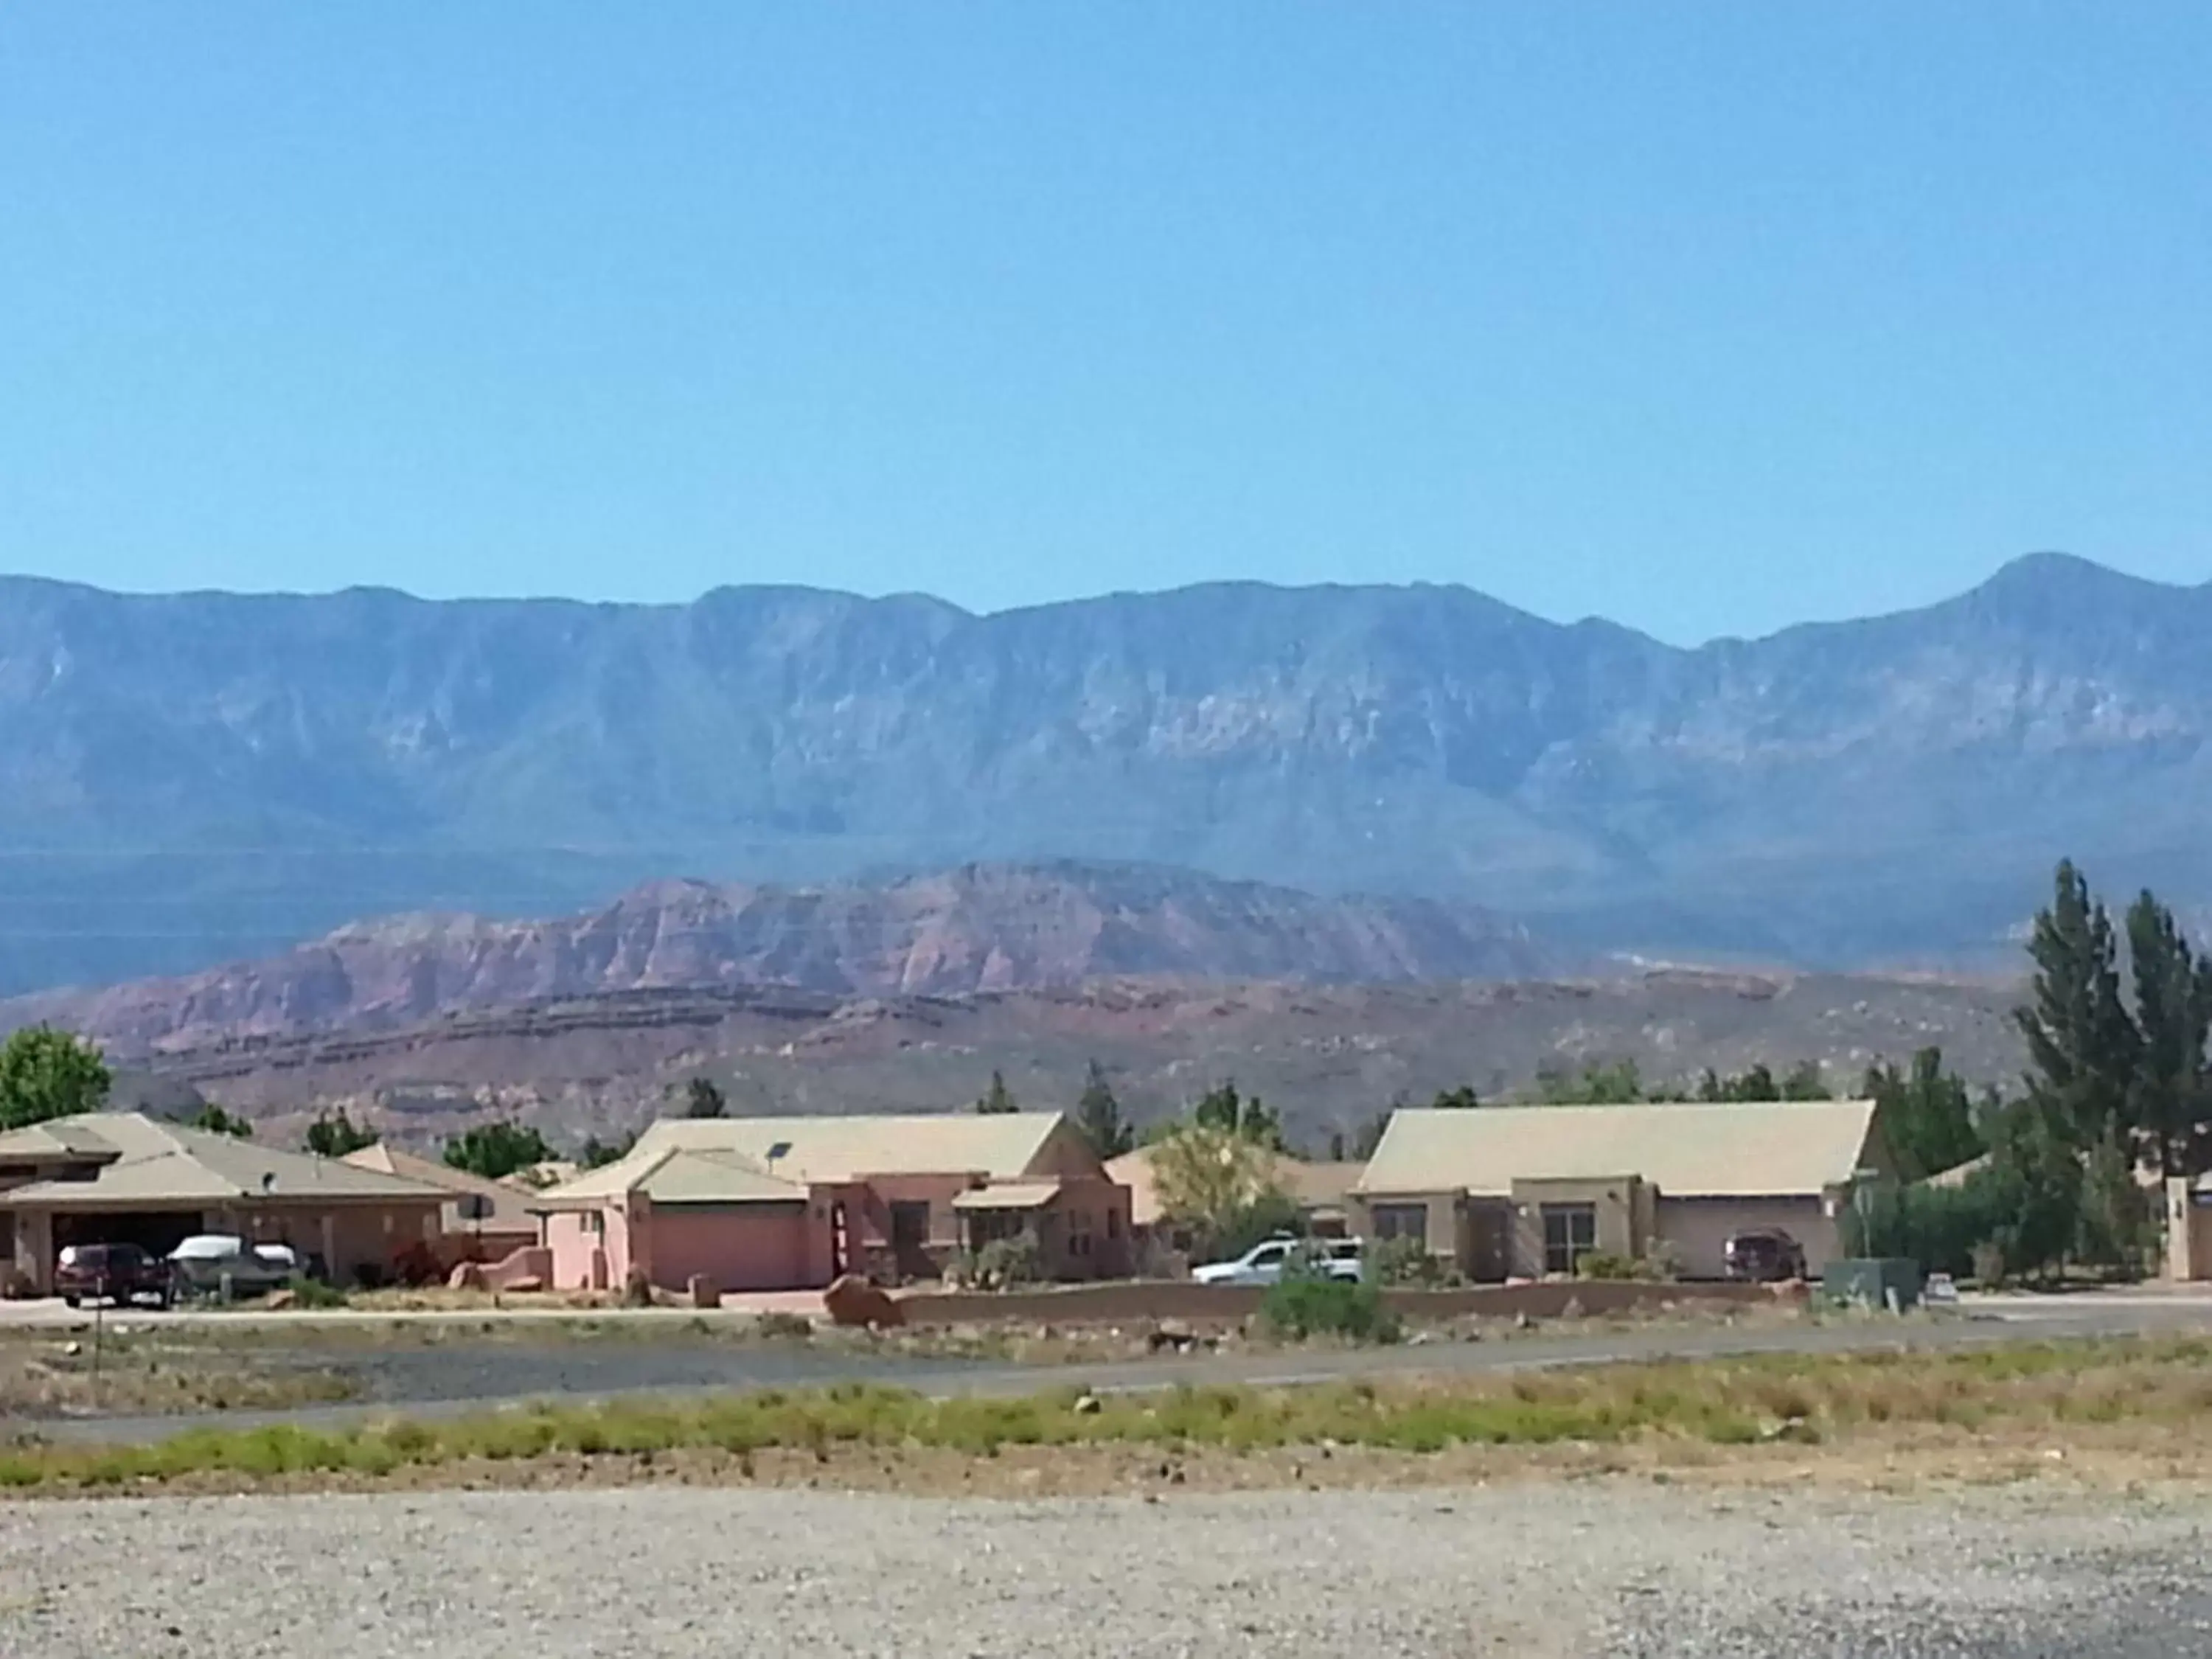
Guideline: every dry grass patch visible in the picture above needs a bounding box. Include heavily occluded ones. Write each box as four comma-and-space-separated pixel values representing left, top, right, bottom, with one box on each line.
13, 1334, 2212, 1498
0, 1334, 355, 1418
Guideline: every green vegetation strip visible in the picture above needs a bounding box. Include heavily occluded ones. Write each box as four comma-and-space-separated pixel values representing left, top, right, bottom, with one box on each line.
7, 1336, 2212, 1492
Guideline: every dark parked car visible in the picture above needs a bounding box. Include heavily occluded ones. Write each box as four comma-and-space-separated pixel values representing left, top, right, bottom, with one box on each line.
54, 1242, 175, 1309
1723, 1227, 1807, 1283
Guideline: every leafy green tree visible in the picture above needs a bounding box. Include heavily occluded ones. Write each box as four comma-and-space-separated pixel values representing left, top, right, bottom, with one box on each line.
1074, 1061, 1133, 1158
1846, 1178, 1995, 1281
1430, 1085, 1481, 1110
684, 1077, 727, 1119
1150, 1123, 1295, 1258
975, 1069, 1019, 1116
1535, 1058, 1642, 1104
2074, 1125, 2154, 1277
0, 1026, 111, 1132
1780, 1060, 1830, 1101
579, 1130, 636, 1169
2016, 858, 2139, 1152
1863, 1048, 1986, 1183
1191, 1080, 1285, 1150
443, 1121, 557, 1182
184, 1103, 253, 1139
2122, 889, 2212, 1177
305, 1108, 377, 1159
1974, 1098, 2084, 1284
1699, 1062, 1778, 1102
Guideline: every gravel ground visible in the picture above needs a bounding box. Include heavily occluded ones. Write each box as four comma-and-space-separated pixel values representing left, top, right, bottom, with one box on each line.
6, 1483, 2212, 1657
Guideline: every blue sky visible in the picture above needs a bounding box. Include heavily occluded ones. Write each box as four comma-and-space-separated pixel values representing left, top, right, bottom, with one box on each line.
1, 6, 2205, 646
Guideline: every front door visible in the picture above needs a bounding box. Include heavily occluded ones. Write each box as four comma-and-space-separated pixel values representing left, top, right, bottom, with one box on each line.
1466, 1201, 1509, 1282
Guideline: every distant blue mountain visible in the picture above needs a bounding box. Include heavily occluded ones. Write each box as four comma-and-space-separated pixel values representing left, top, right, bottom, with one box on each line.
0, 552, 2200, 993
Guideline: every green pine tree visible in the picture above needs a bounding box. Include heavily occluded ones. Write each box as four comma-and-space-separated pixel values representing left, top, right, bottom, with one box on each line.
2123, 889, 2212, 1177
1863, 1048, 1986, 1183
2015, 858, 2139, 1152
1074, 1061, 1133, 1157
975, 1070, 1019, 1115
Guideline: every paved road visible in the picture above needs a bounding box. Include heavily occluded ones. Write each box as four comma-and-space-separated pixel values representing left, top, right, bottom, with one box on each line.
14, 1290, 2212, 1447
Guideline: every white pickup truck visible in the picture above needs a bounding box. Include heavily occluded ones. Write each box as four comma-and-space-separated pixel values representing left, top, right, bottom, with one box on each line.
1192, 1234, 1365, 1287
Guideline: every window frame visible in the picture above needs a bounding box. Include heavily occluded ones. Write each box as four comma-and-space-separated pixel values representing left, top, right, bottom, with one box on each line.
1540, 1203, 1598, 1276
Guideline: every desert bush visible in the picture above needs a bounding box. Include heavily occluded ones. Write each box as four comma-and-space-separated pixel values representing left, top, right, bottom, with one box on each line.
971, 1231, 1042, 1288
1368, 1234, 1442, 1287
1259, 1273, 1402, 1344
1573, 1251, 1638, 1281
752, 1310, 813, 1340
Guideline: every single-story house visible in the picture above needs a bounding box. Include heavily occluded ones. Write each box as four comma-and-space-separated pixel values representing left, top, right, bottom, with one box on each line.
530, 1112, 1133, 1294
341, 1142, 542, 1265
1352, 1099, 1889, 1281
0, 1112, 450, 1293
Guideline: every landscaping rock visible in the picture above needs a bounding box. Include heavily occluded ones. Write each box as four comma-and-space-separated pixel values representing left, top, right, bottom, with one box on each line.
447, 1262, 488, 1292
1146, 1319, 1197, 1354
822, 1274, 905, 1328
1074, 1394, 1103, 1416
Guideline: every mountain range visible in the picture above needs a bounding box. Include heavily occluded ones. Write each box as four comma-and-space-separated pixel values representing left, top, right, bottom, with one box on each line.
0, 862, 1553, 1056
1, 550, 2204, 996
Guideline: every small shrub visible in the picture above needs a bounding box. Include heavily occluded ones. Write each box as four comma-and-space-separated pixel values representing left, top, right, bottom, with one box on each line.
973, 1232, 1042, 1288
1368, 1234, 1443, 1287
286, 1276, 349, 1310
1259, 1274, 1402, 1345
753, 1310, 813, 1341
1574, 1251, 1638, 1281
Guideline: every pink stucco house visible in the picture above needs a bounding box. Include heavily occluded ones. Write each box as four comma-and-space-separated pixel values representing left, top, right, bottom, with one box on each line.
530, 1112, 1133, 1294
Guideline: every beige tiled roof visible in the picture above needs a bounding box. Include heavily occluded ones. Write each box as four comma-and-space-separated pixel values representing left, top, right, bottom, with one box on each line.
950, 1180, 1063, 1211
625, 1113, 1074, 1186
0, 1119, 122, 1164
344, 1143, 540, 1230
531, 1146, 809, 1208
1284, 1161, 1365, 1211
0, 1113, 450, 1208
1356, 1102, 1881, 1200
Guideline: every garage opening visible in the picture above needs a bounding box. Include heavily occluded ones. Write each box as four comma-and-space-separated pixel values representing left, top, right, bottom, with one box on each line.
49, 1210, 203, 1262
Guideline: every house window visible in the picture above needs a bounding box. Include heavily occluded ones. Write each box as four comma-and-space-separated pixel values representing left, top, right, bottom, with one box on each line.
969, 1210, 1031, 1245
584, 1211, 604, 1238
1068, 1211, 1093, 1258
1106, 1208, 1122, 1240
1370, 1203, 1428, 1244
1541, 1203, 1597, 1276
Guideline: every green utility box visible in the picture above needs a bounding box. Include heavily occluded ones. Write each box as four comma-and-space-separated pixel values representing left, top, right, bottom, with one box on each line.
1822, 1257, 1923, 1312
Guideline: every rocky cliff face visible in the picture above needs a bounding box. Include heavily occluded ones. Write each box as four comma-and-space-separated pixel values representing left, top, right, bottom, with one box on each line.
0, 863, 1554, 1053
0, 552, 2202, 992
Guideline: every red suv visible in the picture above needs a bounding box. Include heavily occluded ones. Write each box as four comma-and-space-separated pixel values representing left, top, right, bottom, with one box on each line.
55, 1242, 175, 1309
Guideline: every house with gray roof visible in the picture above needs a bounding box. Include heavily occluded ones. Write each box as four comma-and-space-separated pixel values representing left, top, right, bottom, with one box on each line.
0, 1112, 448, 1293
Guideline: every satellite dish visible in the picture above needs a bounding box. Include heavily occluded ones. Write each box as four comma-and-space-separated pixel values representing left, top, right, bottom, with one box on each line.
765, 1141, 793, 1164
